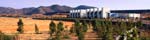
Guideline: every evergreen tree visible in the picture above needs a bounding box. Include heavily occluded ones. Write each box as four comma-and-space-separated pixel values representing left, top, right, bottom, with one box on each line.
57, 21, 64, 32
17, 18, 24, 33
82, 21, 88, 32
132, 27, 139, 40
102, 21, 114, 40
92, 19, 99, 32
100, 20, 107, 40
74, 19, 80, 36
120, 21, 127, 34
74, 19, 84, 40
35, 24, 39, 34
106, 21, 114, 40
49, 21, 56, 36
55, 31, 61, 40
127, 21, 134, 30
96, 20, 104, 39
70, 26, 75, 34
136, 21, 143, 27
78, 31, 84, 40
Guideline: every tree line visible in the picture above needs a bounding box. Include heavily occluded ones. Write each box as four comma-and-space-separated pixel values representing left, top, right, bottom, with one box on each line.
16, 18, 150, 40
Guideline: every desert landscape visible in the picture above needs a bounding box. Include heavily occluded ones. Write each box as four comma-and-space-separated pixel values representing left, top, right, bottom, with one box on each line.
0, 17, 75, 40
0, 0, 150, 40
0, 17, 74, 34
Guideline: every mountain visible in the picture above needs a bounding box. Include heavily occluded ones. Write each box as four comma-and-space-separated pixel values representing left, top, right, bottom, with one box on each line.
74, 5, 96, 9
0, 7, 20, 14
0, 5, 96, 15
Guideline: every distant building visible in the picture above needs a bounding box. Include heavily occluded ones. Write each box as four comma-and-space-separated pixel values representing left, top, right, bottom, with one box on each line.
69, 7, 146, 19
69, 7, 110, 18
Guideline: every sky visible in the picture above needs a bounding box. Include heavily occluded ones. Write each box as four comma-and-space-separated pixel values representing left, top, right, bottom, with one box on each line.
0, 0, 150, 10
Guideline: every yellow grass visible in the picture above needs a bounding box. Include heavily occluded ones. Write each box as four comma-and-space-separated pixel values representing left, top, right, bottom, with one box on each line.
0, 17, 74, 34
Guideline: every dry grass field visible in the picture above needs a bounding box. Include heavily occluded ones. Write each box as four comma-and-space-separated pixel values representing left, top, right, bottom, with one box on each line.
0, 17, 74, 34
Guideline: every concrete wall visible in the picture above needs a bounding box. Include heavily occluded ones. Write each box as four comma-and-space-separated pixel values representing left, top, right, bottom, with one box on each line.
129, 13, 140, 18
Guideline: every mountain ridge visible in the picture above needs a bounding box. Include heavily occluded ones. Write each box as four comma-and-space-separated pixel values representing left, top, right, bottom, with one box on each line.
0, 5, 96, 15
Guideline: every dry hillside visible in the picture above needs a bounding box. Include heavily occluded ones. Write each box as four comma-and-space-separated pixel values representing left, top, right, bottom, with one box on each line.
0, 17, 74, 34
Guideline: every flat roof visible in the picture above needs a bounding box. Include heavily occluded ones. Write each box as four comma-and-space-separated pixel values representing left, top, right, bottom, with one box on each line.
69, 9, 150, 14
111, 9, 150, 13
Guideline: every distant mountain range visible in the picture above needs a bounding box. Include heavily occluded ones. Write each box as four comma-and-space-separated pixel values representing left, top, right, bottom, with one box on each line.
0, 5, 96, 15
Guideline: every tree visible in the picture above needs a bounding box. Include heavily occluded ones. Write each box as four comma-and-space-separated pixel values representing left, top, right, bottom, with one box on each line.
70, 26, 75, 34
136, 21, 143, 28
74, 19, 80, 36
101, 21, 112, 40
78, 31, 84, 40
120, 21, 127, 34
105, 21, 113, 40
57, 21, 64, 32
74, 19, 84, 40
132, 27, 140, 40
82, 21, 88, 32
55, 31, 61, 40
35, 24, 39, 34
127, 21, 134, 30
49, 21, 56, 36
52, 21, 64, 40
17, 18, 24, 33
91, 19, 99, 32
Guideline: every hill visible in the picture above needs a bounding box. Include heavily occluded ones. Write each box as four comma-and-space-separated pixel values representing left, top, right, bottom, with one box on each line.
0, 5, 96, 15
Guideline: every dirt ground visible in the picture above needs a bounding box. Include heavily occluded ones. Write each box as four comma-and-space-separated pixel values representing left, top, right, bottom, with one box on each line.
0, 17, 74, 34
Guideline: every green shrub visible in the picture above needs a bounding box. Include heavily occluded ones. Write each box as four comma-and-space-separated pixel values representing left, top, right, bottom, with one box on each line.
49, 21, 56, 36
0, 31, 15, 40
17, 18, 24, 33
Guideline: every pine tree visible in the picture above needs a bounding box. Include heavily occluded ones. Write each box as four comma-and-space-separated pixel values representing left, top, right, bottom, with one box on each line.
74, 19, 80, 36
57, 21, 64, 32
35, 24, 39, 34
78, 31, 84, 40
96, 20, 104, 38
132, 27, 139, 40
101, 20, 114, 40
70, 26, 75, 34
92, 19, 99, 32
49, 21, 56, 36
127, 21, 134, 30
74, 19, 84, 40
101, 20, 107, 40
106, 21, 114, 40
17, 18, 24, 33
136, 21, 143, 28
55, 31, 61, 40
120, 21, 127, 34
82, 21, 88, 32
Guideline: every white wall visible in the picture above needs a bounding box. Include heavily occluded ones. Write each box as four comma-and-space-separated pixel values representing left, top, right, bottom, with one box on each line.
129, 13, 140, 18
80, 9, 87, 18
101, 7, 110, 18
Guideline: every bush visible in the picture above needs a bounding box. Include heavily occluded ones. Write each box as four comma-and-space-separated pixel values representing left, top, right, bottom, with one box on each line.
63, 35, 70, 39
0, 31, 15, 40
140, 37, 150, 40
17, 18, 24, 33
57, 21, 64, 32
82, 21, 88, 32
35, 24, 40, 34
49, 21, 56, 36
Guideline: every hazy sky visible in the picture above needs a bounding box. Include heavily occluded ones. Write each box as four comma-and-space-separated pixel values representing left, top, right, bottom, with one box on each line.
0, 0, 150, 10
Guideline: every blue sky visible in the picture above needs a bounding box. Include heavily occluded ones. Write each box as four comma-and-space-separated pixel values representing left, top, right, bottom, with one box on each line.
0, 0, 150, 10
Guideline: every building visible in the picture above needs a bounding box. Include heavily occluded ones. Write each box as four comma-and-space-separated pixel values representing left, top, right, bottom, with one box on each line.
69, 7, 145, 19
69, 7, 110, 18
